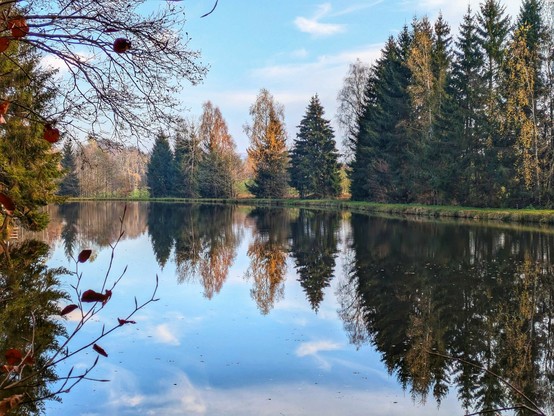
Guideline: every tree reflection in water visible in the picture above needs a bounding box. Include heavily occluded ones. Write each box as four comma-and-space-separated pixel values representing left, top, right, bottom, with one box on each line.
339, 214, 554, 415
148, 203, 242, 299
0, 240, 66, 415
244, 207, 290, 315
44, 202, 554, 415
289, 209, 341, 312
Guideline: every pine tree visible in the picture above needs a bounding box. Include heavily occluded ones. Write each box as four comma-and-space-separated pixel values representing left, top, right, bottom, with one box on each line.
476, 0, 512, 205
174, 119, 201, 198
290, 95, 341, 198
449, 6, 487, 205
0, 41, 63, 233
58, 140, 80, 197
245, 89, 289, 199
350, 28, 412, 202
146, 134, 177, 197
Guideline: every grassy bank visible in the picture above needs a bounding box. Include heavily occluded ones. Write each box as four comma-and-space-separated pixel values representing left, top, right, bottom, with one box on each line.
69, 197, 554, 225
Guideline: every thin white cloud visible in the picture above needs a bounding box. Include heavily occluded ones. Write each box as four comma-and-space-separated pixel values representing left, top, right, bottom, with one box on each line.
40, 51, 94, 73
154, 323, 180, 346
294, 3, 345, 37
296, 340, 342, 357
332, 0, 385, 17
290, 48, 309, 59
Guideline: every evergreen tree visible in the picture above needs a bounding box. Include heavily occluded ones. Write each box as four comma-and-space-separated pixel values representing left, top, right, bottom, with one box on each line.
350, 28, 412, 202
0, 41, 63, 233
290, 95, 341, 198
476, 0, 512, 204
245, 89, 289, 199
449, 6, 487, 205
174, 120, 201, 198
290, 209, 339, 312
58, 140, 80, 197
146, 134, 176, 197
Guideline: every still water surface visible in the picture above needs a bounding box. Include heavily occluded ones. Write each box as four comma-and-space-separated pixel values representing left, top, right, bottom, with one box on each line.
31, 202, 554, 415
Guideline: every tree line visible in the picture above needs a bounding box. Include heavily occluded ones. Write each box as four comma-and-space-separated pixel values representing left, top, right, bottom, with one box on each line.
344, 0, 554, 208
58, 0, 552, 210
145, 90, 342, 200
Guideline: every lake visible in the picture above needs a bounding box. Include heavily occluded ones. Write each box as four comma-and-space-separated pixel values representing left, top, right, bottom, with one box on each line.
16, 202, 554, 415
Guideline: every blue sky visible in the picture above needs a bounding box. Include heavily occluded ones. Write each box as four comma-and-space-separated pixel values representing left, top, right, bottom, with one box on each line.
178, 0, 521, 154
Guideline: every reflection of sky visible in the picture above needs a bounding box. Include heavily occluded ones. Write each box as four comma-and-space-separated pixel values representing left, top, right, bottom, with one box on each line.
45, 221, 462, 415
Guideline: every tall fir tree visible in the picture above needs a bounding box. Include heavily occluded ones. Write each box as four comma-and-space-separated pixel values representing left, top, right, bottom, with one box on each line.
0, 41, 63, 233
476, 0, 512, 205
449, 6, 487, 205
58, 140, 80, 197
428, 14, 455, 203
174, 119, 202, 198
350, 27, 413, 202
290, 95, 341, 198
146, 134, 177, 198
246, 89, 289, 199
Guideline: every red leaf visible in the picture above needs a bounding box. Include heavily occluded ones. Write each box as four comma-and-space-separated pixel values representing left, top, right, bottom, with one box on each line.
0, 101, 8, 115
8, 17, 29, 38
60, 304, 79, 316
43, 124, 60, 143
113, 38, 132, 53
93, 344, 108, 357
0, 37, 10, 53
77, 249, 92, 263
0, 193, 15, 214
118, 318, 136, 325
5, 349, 22, 365
81, 289, 112, 305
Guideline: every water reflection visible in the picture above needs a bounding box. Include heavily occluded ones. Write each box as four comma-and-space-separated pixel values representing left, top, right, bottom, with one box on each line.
0, 240, 66, 415
35, 202, 554, 415
341, 214, 554, 414
148, 203, 242, 298
290, 209, 340, 312
245, 207, 290, 314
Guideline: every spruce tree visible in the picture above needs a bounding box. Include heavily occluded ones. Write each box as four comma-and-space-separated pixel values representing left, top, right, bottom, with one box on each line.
146, 134, 177, 197
59, 140, 80, 197
449, 6, 487, 205
350, 28, 412, 202
290, 95, 341, 198
0, 41, 63, 233
174, 120, 201, 198
477, 0, 512, 205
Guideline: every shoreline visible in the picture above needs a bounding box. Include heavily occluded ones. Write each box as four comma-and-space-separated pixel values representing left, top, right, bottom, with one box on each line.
65, 197, 554, 226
